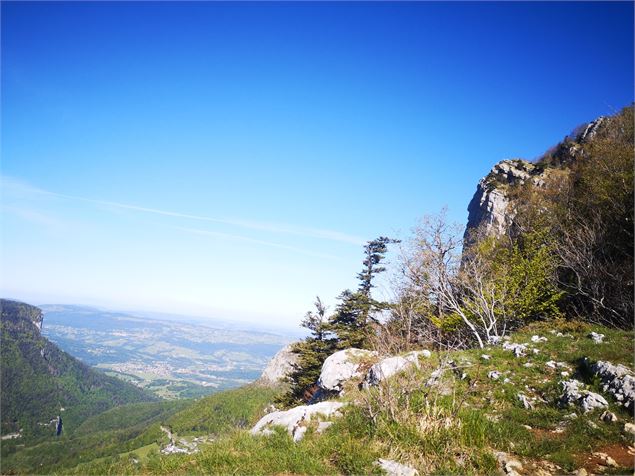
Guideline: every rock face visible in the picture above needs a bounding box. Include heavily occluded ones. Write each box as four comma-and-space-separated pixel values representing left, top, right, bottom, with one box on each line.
259, 343, 298, 385
318, 348, 377, 393
463, 116, 606, 242
250, 401, 344, 442
364, 351, 430, 387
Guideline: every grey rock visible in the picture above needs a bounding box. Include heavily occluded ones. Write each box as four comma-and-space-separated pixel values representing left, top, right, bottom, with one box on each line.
590, 360, 635, 410
318, 348, 377, 393
488, 371, 501, 380
375, 459, 419, 476
364, 350, 431, 387
259, 343, 299, 385
559, 379, 608, 413
250, 401, 345, 442
503, 342, 528, 357
589, 332, 605, 344
600, 411, 617, 423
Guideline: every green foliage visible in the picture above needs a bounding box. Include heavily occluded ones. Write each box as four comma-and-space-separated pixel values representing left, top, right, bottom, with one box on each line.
464, 232, 563, 329
166, 384, 279, 435
330, 237, 399, 349
0, 300, 156, 440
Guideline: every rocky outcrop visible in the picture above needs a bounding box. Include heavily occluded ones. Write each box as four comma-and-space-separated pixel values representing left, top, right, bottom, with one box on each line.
250, 401, 344, 442
463, 116, 606, 242
259, 343, 298, 385
317, 348, 377, 393
590, 360, 635, 410
559, 379, 608, 413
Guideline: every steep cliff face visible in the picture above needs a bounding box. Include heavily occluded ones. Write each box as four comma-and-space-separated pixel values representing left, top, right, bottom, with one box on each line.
464, 116, 605, 241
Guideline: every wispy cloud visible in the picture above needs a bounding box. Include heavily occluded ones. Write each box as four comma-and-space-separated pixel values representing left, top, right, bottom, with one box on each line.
176, 226, 340, 260
0, 174, 366, 247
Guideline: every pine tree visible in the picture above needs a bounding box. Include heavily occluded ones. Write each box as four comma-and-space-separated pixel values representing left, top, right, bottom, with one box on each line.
330, 237, 399, 349
277, 297, 336, 406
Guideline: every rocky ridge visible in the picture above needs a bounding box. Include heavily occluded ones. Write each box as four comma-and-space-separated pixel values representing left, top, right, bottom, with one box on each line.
464, 116, 606, 241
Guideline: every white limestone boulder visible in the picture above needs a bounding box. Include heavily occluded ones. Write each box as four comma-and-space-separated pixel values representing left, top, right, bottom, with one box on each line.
250, 401, 344, 442
318, 348, 377, 393
364, 350, 431, 387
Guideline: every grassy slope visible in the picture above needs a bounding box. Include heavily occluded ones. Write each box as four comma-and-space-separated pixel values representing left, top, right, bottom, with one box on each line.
6, 321, 633, 475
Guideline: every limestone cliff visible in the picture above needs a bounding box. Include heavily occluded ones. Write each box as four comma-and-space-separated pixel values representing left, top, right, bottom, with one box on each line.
464, 116, 606, 242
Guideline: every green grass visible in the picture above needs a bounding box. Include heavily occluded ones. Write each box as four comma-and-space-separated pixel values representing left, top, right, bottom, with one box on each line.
6, 321, 634, 475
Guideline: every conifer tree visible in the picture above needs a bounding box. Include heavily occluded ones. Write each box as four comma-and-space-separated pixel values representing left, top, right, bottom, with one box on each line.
278, 297, 336, 406
330, 236, 399, 348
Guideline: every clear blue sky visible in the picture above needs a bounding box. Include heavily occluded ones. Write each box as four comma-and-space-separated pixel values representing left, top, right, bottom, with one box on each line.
1, 1, 633, 328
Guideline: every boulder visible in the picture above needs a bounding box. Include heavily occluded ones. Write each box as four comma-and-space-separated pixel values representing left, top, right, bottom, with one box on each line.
589, 332, 605, 344
376, 459, 419, 476
318, 348, 377, 393
559, 379, 608, 413
250, 401, 344, 442
259, 343, 299, 385
364, 350, 430, 387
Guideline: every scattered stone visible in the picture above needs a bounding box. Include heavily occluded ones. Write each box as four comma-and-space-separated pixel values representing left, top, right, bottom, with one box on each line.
481, 354, 491, 361
517, 393, 534, 409
532, 348, 540, 354
589, 332, 605, 344
560, 371, 570, 377
522, 424, 532, 430
589, 360, 635, 410
494, 451, 523, 476
624, 422, 635, 435
593, 452, 618, 467
600, 411, 617, 423
488, 370, 501, 380
503, 342, 528, 357
364, 351, 430, 387
573, 468, 588, 476
318, 348, 377, 393
375, 459, 419, 476
523, 362, 533, 368
425, 367, 444, 387
531, 335, 547, 343
587, 420, 599, 430
564, 413, 578, 420
250, 401, 345, 442
488, 336, 502, 345
503, 378, 512, 384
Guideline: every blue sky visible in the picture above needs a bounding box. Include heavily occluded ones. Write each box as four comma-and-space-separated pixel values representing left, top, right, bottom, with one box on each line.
1, 1, 633, 328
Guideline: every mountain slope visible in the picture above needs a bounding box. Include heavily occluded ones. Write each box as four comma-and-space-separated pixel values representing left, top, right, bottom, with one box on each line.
0, 299, 157, 439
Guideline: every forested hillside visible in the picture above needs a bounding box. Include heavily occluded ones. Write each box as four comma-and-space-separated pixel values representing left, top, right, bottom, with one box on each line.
0, 300, 156, 440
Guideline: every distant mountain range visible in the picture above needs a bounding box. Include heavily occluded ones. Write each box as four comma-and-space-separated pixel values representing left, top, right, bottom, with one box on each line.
1, 299, 156, 439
